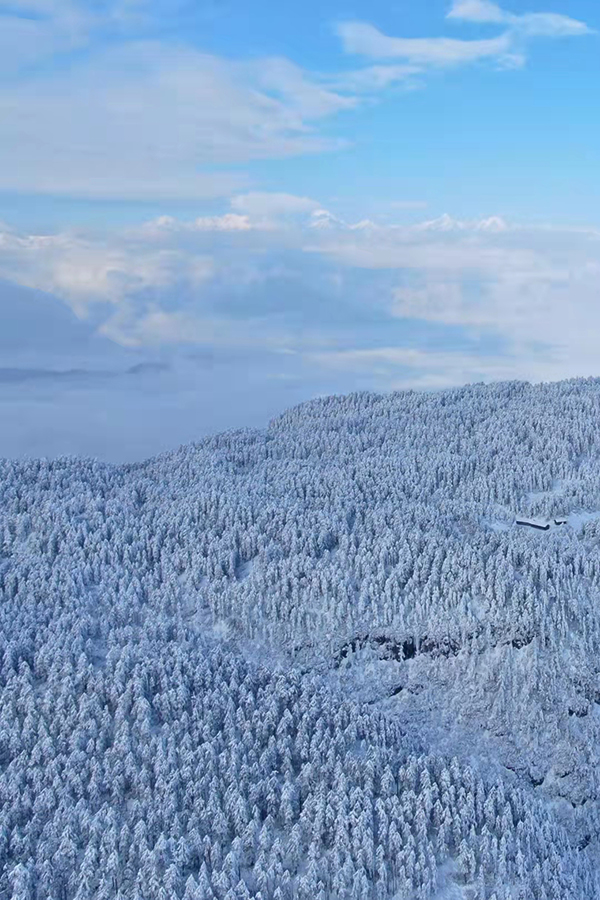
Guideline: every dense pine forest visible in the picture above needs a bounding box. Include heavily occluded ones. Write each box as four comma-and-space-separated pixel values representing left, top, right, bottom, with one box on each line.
3, 378, 600, 898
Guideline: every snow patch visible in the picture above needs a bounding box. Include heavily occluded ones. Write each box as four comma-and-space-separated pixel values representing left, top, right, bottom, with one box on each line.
567, 510, 600, 529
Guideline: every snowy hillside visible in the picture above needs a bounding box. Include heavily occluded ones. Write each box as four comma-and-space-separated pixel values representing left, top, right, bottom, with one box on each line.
3, 378, 600, 898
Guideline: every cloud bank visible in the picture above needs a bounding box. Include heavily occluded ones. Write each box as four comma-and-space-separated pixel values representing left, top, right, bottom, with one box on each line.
1, 196, 600, 459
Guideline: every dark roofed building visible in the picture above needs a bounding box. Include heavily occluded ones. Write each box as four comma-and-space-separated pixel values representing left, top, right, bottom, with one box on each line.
516, 517, 550, 531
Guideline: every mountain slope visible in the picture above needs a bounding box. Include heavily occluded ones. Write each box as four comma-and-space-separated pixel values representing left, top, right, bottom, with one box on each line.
3, 378, 600, 898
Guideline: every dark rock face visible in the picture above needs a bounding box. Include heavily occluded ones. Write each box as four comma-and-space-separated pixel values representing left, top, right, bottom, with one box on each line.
334, 632, 461, 667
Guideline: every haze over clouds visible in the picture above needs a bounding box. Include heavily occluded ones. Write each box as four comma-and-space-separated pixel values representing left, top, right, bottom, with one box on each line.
0, 0, 598, 458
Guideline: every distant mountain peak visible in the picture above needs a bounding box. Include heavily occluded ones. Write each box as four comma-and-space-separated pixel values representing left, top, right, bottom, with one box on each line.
414, 213, 510, 233
415, 213, 465, 232
308, 208, 346, 230
475, 215, 509, 233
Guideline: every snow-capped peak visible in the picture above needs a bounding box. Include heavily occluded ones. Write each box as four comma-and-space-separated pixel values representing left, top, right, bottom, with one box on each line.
414, 213, 509, 234
348, 219, 380, 231
475, 216, 509, 233
414, 213, 465, 232
309, 209, 346, 230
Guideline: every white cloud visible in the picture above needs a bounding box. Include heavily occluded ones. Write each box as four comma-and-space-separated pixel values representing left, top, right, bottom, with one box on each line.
326, 64, 422, 92
306, 223, 542, 273
0, 5, 356, 203
0, 0, 97, 75
336, 21, 513, 65
0, 42, 352, 200
100, 309, 209, 347
0, 226, 214, 314
252, 57, 357, 118
99, 305, 301, 351
391, 256, 600, 343
335, 4, 593, 77
230, 192, 322, 219
0, 0, 222, 76
448, 1, 592, 37
301, 214, 600, 383
447, 1, 507, 24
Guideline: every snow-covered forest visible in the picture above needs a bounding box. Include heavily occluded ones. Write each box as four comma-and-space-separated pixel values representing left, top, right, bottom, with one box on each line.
4, 378, 600, 898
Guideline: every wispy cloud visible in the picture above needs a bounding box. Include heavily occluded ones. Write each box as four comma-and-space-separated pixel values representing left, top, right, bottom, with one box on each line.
447, 0, 593, 37
230, 192, 322, 219
0, 225, 214, 314
336, 22, 514, 66
0, 0, 96, 75
0, 41, 352, 199
324, 64, 423, 93
336, 2, 593, 74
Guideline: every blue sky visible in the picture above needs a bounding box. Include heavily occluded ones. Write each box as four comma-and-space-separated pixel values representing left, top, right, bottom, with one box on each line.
1, 0, 599, 459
